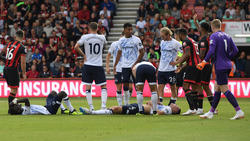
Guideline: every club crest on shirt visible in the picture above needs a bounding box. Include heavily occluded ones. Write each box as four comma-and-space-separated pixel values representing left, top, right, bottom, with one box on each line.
210, 40, 213, 44
183, 42, 187, 46
201, 42, 205, 47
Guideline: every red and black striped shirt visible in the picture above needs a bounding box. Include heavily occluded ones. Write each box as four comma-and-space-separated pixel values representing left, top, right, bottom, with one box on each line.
182, 37, 201, 66
5, 41, 26, 68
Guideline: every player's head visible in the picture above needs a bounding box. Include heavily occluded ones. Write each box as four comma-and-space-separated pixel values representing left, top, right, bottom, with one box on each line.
211, 19, 221, 33
160, 27, 172, 40
8, 103, 23, 115
178, 28, 188, 41
123, 23, 133, 38
174, 28, 181, 41
200, 22, 210, 34
169, 103, 181, 115
88, 22, 98, 33
16, 30, 24, 41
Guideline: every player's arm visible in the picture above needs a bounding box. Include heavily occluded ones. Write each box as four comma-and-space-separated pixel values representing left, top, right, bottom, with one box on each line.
74, 43, 85, 57
204, 36, 216, 62
114, 50, 121, 75
199, 47, 206, 60
132, 48, 145, 68
193, 14, 200, 31
106, 53, 111, 74
17, 98, 30, 107
157, 110, 166, 115
170, 47, 190, 66
21, 54, 26, 80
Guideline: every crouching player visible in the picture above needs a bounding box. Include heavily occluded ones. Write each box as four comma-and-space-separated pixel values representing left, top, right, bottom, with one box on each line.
79, 101, 181, 115
8, 91, 78, 115
132, 61, 158, 115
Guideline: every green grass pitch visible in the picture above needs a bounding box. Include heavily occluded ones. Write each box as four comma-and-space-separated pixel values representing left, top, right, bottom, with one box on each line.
0, 97, 249, 141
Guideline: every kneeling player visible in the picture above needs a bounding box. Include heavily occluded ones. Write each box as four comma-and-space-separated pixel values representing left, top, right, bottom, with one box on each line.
8, 91, 77, 115
132, 61, 158, 115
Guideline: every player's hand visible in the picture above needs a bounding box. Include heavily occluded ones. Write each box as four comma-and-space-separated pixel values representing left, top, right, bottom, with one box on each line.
170, 61, 177, 66
22, 73, 27, 80
113, 67, 117, 75
197, 61, 208, 70
175, 66, 181, 73
106, 67, 110, 74
193, 14, 198, 21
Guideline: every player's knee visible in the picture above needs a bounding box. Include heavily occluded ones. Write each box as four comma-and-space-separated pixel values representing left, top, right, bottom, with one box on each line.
123, 85, 129, 91
58, 91, 68, 99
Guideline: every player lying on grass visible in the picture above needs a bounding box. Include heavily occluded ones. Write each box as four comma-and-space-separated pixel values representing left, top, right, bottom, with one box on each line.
8, 91, 78, 115
79, 101, 181, 115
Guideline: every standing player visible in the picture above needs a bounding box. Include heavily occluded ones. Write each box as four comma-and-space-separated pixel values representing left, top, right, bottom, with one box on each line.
193, 15, 214, 113
114, 23, 144, 105
158, 27, 182, 105
198, 19, 244, 120
106, 37, 123, 106
8, 91, 77, 115
170, 28, 203, 115
132, 61, 158, 115
74, 22, 107, 111
0, 30, 26, 104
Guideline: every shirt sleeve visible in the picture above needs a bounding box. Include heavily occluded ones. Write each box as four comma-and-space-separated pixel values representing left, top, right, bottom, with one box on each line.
77, 35, 85, 46
20, 45, 27, 56
205, 34, 216, 62
137, 37, 143, 50
103, 35, 107, 44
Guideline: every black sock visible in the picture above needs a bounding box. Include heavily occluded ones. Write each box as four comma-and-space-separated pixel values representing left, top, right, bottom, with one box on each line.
159, 97, 163, 102
8, 93, 16, 104
168, 99, 176, 106
197, 93, 204, 109
191, 91, 198, 110
207, 96, 214, 106
185, 90, 195, 110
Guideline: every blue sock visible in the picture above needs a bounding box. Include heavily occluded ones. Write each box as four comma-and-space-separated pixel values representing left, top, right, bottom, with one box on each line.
224, 90, 241, 111
210, 91, 221, 112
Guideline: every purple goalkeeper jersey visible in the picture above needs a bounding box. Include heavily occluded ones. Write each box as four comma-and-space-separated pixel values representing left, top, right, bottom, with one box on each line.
204, 31, 237, 70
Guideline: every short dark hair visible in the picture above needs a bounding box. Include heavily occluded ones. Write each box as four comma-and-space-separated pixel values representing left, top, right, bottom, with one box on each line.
123, 23, 132, 29
8, 104, 23, 115
89, 22, 98, 31
16, 30, 24, 39
178, 28, 187, 36
200, 22, 210, 32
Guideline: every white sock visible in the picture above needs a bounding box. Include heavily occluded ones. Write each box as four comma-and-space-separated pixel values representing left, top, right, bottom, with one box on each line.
60, 104, 66, 110
137, 91, 143, 112
151, 92, 158, 112
124, 90, 130, 105
101, 89, 107, 109
63, 96, 74, 112
91, 109, 112, 115
116, 91, 123, 106
86, 90, 94, 110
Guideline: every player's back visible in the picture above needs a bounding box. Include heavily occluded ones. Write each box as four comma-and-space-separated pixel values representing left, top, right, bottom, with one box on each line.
182, 37, 201, 66
78, 34, 107, 67
210, 31, 233, 70
5, 41, 26, 68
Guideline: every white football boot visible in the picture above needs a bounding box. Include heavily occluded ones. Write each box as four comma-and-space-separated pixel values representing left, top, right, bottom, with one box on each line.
200, 111, 214, 119
230, 110, 244, 120
182, 109, 196, 116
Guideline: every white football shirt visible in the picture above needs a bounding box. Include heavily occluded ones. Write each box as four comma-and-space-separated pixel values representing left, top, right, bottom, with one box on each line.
108, 41, 122, 73
77, 33, 107, 66
118, 35, 143, 68
22, 105, 51, 115
158, 38, 182, 72
157, 104, 172, 115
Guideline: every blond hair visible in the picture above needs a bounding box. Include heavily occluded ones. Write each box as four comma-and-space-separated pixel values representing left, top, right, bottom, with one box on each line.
211, 19, 221, 29
160, 27, 173, 36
